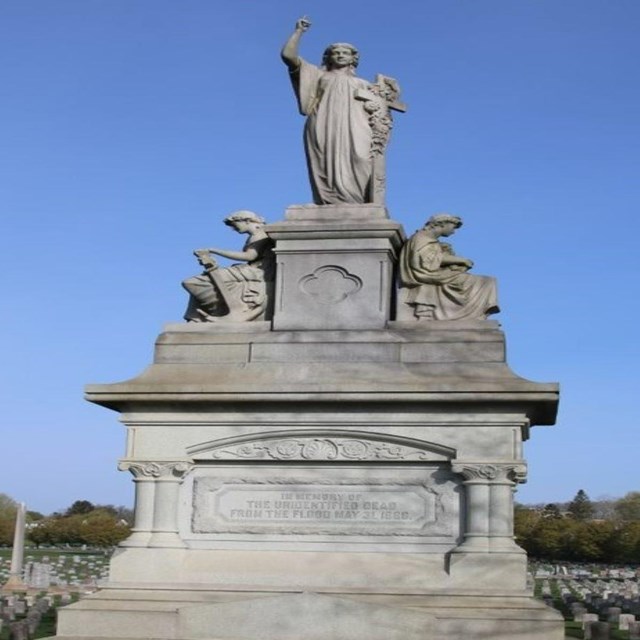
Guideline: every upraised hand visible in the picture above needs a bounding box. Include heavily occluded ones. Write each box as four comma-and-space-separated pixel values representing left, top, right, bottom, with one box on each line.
296, 16, 311, 32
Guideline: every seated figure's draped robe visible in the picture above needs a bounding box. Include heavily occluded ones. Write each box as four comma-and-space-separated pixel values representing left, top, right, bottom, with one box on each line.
290, 59, 373, 204
183, 237, 274, 321
399, 231, 499, 321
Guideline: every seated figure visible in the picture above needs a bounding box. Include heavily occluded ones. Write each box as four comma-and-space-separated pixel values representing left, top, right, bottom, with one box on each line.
398, 214, 499, 321
182, 211, 274, 322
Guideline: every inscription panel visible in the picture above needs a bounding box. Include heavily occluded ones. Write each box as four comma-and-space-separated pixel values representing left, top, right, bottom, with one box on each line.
192, 479, 451, 536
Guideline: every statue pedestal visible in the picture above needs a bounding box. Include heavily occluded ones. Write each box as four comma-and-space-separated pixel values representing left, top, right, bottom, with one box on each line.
267, 205, 404, 330
50, 297, 563, 639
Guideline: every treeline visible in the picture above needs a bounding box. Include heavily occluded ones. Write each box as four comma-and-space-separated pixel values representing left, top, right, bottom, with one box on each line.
0, 496, 132, 548
515, 490, 640, 563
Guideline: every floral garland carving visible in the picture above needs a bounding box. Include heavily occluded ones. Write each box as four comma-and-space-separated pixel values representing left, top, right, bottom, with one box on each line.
209, 438, 432, 461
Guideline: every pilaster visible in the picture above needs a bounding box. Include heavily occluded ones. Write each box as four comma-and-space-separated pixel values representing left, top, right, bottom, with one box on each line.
119, 461, 192, 549
451, 462, 527, 554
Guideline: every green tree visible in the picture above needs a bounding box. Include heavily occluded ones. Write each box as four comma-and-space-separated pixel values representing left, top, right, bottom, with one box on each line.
526, 517, 566, 559
0, 517, 15, 546
28, 507, 131, 547
78, 511, 131, 546
564, 520, 614, 561
541, 503, 563, 519
614, 492, 640, 522
0, 493, 18, 545
65, 500, 95, 516
567, 489, 594, 521
606, 522, 640, 563
514, 505, 541, 552
0, 493, 18, 518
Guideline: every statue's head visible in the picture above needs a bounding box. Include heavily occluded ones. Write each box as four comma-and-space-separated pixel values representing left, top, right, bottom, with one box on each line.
322, 43, 359, 70
424, 213, 463, 231
224, 210, 266, 230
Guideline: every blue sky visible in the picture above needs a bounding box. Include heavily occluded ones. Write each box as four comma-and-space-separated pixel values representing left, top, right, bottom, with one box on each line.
1, 0, 638, 514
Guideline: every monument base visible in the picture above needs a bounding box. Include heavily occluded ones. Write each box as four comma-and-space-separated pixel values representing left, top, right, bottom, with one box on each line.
1, 574, 28, 592
50, 587, 563, 640
45, 320, 561, 640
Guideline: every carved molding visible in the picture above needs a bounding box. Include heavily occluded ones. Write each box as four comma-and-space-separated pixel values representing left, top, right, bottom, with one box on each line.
188, 430, 456, 463
452, 462, 527, 483
299, 266, 362, 305
211, 438, 436, 461
118, 461, 192, 480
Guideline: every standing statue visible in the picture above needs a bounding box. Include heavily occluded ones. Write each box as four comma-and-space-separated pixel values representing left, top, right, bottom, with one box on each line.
182, 211, 274, 322
398, 214, 499, 321
281, 17, 405, 205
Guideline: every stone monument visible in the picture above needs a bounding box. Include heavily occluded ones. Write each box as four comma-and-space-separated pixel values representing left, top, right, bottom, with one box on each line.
50, 17, 563, 640
2, 503, 27, 592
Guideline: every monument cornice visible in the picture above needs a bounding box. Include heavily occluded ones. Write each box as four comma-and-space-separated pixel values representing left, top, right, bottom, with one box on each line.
86, 386, 558, 425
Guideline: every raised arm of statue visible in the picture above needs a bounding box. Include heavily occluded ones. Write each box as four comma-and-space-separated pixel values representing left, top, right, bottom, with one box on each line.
281, 17, 311, 69
182, 211, 274, 323
281, 18, 404, 206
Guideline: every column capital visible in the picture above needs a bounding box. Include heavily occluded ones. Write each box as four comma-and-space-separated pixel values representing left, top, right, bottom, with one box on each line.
452, 461, 527, 484
118, 460, 192, 480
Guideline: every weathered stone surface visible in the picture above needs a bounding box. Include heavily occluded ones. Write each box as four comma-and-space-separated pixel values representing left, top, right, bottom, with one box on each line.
49, 589, 564, 640
86, 323, 558, 426
180, 592, 434, 640
281, 18, 404, 206
55, 38, 561, 635
182, 211, 274, 323
398, 213, 499, 322
266, 217, 404, 330
585, 621, 611, 640
284, 203, 389, 221
628, 620, 640, 639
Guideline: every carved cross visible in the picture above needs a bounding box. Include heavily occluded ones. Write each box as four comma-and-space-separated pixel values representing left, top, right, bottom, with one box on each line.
355, 74, 407, 115
355, 74, 406, 204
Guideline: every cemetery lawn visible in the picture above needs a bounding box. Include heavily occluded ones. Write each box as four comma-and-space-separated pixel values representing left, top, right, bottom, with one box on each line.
565, 621, 629, 638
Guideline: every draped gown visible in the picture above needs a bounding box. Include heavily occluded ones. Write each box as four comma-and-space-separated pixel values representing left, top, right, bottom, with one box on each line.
399, 231, 499, 321
289, 59, 373, 204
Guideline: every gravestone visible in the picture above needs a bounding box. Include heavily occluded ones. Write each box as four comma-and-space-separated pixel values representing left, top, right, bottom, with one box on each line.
28, 563, 51, 590
607, 606, 622, 623
573, 605, 588, 621
628, 620, 640, 639
585, 621, 611, 640
8, 620, 29, 640
48, 15, 562, 640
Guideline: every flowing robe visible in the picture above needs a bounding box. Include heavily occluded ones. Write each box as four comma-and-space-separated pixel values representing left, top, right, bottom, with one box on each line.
182, 236, 274, 322
289, 59, 373, 204
399, 231, 499, 321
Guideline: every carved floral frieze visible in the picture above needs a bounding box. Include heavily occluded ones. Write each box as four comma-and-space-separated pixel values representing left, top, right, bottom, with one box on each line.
208, 437, 436, 461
